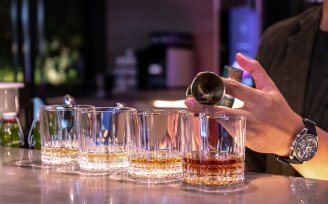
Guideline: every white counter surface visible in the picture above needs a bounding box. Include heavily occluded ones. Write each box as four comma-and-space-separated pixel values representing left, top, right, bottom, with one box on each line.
0, 147, 327, 203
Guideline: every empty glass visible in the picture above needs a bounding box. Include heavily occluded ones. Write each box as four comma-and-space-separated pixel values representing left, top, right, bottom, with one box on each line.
181, 112, 246, 190
77, 107, 136, 172
39, 105, 94, 165
127, 109, 187, 183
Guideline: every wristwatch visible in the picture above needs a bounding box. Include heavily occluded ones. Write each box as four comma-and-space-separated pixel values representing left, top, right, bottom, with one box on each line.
276, 118, 318, 164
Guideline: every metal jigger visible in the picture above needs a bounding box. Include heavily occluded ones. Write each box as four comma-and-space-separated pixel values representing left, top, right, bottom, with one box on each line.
186, 71, 225, 106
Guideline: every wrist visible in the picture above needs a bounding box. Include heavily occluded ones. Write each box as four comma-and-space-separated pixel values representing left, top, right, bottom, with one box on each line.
277, 115, 304, 157
276, 118, 318, 165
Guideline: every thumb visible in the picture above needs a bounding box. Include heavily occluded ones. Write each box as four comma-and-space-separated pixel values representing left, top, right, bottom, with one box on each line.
236, 53, 275, 90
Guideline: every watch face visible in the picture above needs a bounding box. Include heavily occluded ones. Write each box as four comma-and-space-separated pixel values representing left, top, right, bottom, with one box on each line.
294, 134, 318, 162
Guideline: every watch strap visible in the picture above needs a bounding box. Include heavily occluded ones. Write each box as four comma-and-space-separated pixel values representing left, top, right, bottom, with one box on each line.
276, 155, 303, 164
304, 118, 316, 136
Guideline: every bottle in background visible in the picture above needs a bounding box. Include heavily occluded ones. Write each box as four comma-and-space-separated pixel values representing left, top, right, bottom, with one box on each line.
137, 32, 194, 90
28, 97, 45, 150
28, 120, 41, 150
218, 66, 243, 107
0, 112, 24, 147
113, 48, 137, 93
33, 121, 41, 150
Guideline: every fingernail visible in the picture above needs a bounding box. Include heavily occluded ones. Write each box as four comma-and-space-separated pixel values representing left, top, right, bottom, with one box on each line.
237, 52, 246, 59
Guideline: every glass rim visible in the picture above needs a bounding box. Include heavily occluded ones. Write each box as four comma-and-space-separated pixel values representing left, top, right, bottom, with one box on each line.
187, 112, 246, 120
131, 108, 189, 115
83, 106, 137, 113
40, 104, 95, 111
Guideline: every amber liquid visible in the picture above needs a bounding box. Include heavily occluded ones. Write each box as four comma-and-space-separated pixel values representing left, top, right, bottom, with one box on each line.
183, 152, 244, 185
79, 151, 128, 171
42, 147, 79, 156
128, 151, 182, 179
82, 152, 127, 160
41, 147, 79, 165
129, 156, 181, 168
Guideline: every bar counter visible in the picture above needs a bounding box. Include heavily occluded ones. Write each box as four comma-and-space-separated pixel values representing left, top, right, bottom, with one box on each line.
0, 146, 327, 203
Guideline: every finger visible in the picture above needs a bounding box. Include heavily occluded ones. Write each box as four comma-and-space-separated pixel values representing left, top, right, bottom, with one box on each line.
236, 53, 275, 90
184, 98, 207, 112
221, 77, 262, 105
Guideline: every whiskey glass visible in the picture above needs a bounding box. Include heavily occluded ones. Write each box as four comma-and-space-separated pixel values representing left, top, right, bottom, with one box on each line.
39, 105, 94, 165
127, 109, 188, 183
77, 107, 136, 172
181, 112, 246, 190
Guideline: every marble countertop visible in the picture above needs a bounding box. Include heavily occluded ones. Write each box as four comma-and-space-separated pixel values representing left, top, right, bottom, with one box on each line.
0, 146, 327, 203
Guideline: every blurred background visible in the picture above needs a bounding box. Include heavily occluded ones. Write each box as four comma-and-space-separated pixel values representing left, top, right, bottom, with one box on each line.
0, 0, 323, 94
0, 0, 324, 136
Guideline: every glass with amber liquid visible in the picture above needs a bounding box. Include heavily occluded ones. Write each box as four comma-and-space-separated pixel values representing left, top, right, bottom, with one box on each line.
79, 151, 128, 171
127, 109, 187, 183
181, 112, 246, 189
41, 145, 79, 165
128, 150, 182, 180
39, 105, 94, 165
78, 107, 136, 171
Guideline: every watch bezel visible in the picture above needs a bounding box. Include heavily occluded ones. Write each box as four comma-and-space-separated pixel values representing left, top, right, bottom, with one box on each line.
292, 133, 318, 162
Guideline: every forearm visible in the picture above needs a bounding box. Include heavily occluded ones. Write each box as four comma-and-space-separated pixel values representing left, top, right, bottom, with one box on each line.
291, 127, 328, 180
